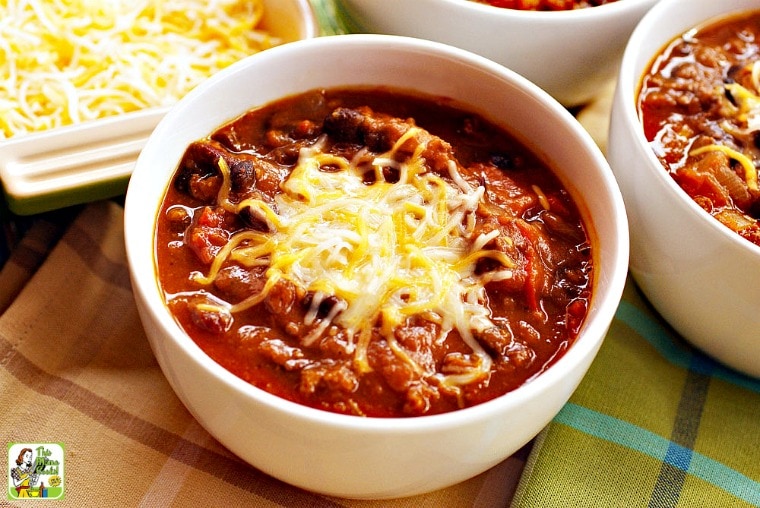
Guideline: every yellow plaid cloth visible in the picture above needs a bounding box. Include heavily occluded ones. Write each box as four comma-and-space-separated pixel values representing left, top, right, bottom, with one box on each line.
513, 280, 760, 507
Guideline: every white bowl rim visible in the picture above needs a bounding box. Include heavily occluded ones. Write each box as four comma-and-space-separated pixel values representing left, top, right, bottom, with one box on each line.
617, 0, 760, 258
126, 33, 629, 434
376, 0, 660, 19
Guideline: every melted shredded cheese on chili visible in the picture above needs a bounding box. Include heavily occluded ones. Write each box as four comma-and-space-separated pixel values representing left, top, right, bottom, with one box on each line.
689, 143, 758, 191
692, 61, 760, 192
194, 128, 516, 392
0, 0, 278, 139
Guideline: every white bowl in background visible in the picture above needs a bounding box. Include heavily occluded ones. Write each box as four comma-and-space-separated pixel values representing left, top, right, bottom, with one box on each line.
608, 0, 760, 378
125, 34, 629, 499
337, 0, 659, 107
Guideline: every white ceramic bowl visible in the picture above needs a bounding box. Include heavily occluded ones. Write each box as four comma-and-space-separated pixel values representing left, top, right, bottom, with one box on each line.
608, 0, 760, 378
0, 0, 318, 215
337, 0, 659, 107
125, 34, 629, 499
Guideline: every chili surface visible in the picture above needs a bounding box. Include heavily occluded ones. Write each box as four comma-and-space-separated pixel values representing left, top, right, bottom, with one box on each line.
638, 10, 760, 247
155, 87, 593, 417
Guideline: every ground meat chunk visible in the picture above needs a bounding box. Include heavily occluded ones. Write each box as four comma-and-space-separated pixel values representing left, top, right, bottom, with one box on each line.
184, 206, 236, 265
175, 140, 287, 201
363, 321, 443, 416
476, 326, 513, 357
370, 341, 419, 394
474, 162, 538, 216
185, 296, 232, 335
213, 265, 266, 302
265, 279, 297, 317
299, 360, 359, 395
393, 321, 438, 373
403, 382, 440, 415
258, 338, 307, 371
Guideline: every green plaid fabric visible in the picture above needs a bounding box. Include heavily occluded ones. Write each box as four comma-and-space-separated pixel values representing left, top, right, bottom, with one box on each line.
513, 279, 760, 507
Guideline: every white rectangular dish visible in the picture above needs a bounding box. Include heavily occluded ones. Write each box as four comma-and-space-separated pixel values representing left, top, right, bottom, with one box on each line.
0, 0, 321, 215
0, 109, 166, 215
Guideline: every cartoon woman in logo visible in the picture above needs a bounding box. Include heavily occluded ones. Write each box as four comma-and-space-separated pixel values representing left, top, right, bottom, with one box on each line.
10, 448, 40, 498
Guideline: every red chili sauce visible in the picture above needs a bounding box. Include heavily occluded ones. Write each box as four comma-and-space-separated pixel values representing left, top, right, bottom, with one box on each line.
155, 87, 593, 417
472, 0, 619, 11
638, 11, 760, 247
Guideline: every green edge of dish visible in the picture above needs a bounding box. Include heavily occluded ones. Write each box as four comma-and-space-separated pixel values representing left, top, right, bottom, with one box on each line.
0, 0, 355, 216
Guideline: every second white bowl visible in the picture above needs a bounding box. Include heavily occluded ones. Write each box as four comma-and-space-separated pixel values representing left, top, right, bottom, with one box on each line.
608, 0, 760, 377
337, 0, 659, 107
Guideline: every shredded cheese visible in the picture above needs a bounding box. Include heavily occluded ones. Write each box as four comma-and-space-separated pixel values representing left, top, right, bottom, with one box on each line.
725, 82, 760, 132
689, 144, 759, 192
194, 128, 517, 392
704, 64, 760, 192
0, 0, 279, 139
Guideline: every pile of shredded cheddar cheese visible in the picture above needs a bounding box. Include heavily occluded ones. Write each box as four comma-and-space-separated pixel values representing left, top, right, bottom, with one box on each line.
195, 129, 517, 391
0, 0, 279, 139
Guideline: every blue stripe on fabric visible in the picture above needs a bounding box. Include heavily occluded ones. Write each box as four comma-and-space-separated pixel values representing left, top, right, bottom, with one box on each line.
615, 301, 760, 394
664, 442, 692, 471
555, 403, 760, 506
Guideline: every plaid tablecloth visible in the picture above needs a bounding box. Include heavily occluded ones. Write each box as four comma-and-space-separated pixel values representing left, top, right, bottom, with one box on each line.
514, 285, 760, 507
0, 200, 526, 506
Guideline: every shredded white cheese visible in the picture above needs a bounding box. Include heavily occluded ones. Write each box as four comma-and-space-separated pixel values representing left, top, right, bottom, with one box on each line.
0, 0, 278, 139
196, 128, 517, 392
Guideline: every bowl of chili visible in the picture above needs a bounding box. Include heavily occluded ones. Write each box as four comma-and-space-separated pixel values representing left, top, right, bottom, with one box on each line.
336, 0, 659, 107
125, 34, 629, 498
608, 0, 760, 378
